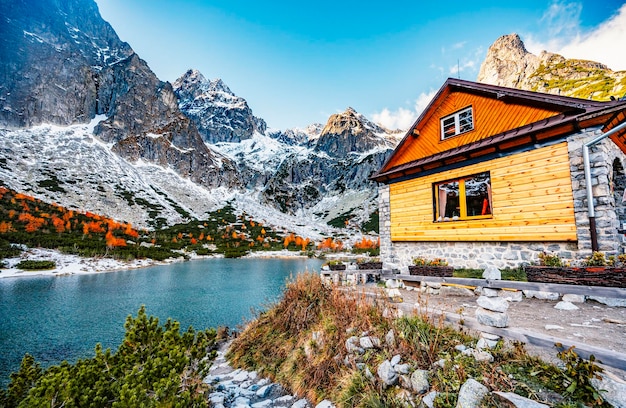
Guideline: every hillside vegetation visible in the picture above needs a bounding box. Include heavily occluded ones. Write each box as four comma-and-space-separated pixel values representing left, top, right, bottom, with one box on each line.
228, 273, 608, 407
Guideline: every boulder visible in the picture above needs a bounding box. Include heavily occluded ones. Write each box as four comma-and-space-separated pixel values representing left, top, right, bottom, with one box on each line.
588, 296, 626, 307
493, 392, 550, 407
456, 378, 489, 408
554, 301, 579, 310
377, 360, 398, 386
499, 290, 523, 302
477, 295, 509, 313
562, 294, 585, 303
482, 288, 500, 297
482, 266, 501, 280
410, 369, 430, 394
475, 307, 509, 328
523, 290, 559, 301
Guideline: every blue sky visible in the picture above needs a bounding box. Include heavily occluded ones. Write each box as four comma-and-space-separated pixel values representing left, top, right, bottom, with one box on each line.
96, 0, 626, 131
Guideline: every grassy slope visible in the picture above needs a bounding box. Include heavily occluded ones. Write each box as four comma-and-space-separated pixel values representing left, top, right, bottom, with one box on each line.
227, 273, 608, 407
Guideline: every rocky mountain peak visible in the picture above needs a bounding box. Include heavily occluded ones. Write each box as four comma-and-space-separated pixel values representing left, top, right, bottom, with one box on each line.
477, 33, 541, 89
173, 69, 266, 143
314, 107, 393, 158
477, 33, 626, 100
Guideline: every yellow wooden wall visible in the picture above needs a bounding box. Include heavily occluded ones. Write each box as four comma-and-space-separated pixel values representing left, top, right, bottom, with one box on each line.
389, 142, 577, 242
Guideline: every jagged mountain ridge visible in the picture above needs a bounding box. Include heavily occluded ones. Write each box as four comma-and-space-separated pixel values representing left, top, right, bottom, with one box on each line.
477, 33, 626, 100
0, 0, 240, 190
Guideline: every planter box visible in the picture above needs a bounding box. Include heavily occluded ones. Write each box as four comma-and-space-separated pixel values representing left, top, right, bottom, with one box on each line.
524, 265, 626, 287
408, 265, 454, 277
357, 262, 383, 270
328, 264, 346, 271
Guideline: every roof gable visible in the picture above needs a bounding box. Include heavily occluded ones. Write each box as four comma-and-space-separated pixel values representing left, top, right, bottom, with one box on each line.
374, 78, 626, 182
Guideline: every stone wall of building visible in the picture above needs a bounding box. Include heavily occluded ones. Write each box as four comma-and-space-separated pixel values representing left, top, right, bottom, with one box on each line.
378, 127, 626, 271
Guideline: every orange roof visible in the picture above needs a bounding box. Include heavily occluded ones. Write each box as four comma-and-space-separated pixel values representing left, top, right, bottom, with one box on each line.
372, 78, 626, 182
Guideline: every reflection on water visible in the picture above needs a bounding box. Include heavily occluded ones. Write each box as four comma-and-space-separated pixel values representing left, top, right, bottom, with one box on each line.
0, 257, 323, 387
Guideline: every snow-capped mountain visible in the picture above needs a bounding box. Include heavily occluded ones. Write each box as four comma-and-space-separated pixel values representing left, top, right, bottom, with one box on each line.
0, 0, 403, 236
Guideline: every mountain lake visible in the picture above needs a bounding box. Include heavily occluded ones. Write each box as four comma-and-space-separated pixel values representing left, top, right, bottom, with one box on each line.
0, 257, 324, 387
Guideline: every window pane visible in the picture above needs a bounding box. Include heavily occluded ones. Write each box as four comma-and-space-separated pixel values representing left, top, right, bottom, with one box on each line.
458, 108, 473, 133
442, 116, 456, 138
464, 172, 491, 216
438, 181, 459, 219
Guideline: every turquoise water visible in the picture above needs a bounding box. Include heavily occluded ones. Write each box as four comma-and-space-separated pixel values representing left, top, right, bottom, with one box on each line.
0, 257, 323, 387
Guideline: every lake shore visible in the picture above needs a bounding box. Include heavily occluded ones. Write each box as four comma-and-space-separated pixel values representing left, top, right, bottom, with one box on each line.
0, 247, 317, 279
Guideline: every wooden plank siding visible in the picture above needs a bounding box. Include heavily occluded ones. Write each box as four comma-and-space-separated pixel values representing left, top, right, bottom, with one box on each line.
389, 142, 577, 242
384, 92, 563, 170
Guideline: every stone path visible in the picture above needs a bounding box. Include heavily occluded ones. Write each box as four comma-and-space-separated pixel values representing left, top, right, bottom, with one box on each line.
204, 341, 320, 408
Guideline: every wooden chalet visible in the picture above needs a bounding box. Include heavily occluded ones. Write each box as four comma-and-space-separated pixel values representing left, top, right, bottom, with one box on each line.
372, 78, 626, 269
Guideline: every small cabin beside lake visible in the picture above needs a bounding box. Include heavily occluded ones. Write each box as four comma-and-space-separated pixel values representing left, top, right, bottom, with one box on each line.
371, 78, 626, 269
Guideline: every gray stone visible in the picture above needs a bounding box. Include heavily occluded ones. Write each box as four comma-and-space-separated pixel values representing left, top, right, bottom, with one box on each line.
359, 336, 380, 349
234, 396, 251, 406
275, 395, 295, 405
477, 296, 509, 312
346, 336, 364, 354
591, 370, 626, 408
252, 400, 274, 408
493, 391, 550, 407
482, 288, 500, 297
291, 399, 311, 408
471, 349, 494, 363
480, 332, 500, 341
385, 329, 396, 346
589, 296, 626, 307
256, 384, 275, 398
523, 290, 560, 300
562, 294, 586, 303
475, 307, 509, 328
545, 324, 564, 330
424, 281, 442, 289
394, 363, 410, 374
455, 344, 467, 352
422, 391, 439, 408
456, 378, 489, 408
390, 354, 402, 366
365, 366, 375, 382
482, 266, 501, 280
377, 360, 398, 386
410, 369, 430, 394
499, 290, 523, 302
476, 337, 498, 350
315, 400, 335, 408
554, 301, 579, 310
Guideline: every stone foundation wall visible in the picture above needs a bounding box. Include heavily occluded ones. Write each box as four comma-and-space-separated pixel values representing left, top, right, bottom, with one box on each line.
378, 128, 626, 270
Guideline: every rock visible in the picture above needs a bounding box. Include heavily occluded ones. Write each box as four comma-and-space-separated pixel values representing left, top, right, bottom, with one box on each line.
554, 301, 579, 310
456, 378, 489, 408
588, 296, 626, 307
455, 345, 467, 352
365, 366, 376, 383
252, 400, 274, 408
360, 336, 380, 349
499, 290, 523, 302
471, 349, 494, 363
475, 307, 509, 328
377, 360, 399, 386
346, 336, 364, 354
493, 391, 550, 407
591, 370, 626, 408
562, 294, 586, 303
544, 325, 564, 330
422, 391, 439, 408
385, 329, 396, 346
477, 295, 509, 313
476, 337, 498, 350
424, 281, 442, 289
275, 395, 295, 405
291, 399, 311, 408
482, 288, 500, 297
410, 369, 430, 394
394, 363, 410, 374
391, 355, 402, 366
315, 400, 335, 408
482, 266, 501, 280
386, 279, 402, 288
234, 396, 251, 406
523, 290, 559, 301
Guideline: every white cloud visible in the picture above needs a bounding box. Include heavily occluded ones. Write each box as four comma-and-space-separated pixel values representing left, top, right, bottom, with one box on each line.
372, 91, 437, 131
525, 2, 626, 71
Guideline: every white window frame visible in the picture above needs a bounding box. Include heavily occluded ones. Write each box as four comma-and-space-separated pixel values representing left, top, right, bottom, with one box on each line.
440, 106, 473, 140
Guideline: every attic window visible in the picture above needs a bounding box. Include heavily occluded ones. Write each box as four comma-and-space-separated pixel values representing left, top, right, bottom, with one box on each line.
441, 106, 473, 140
